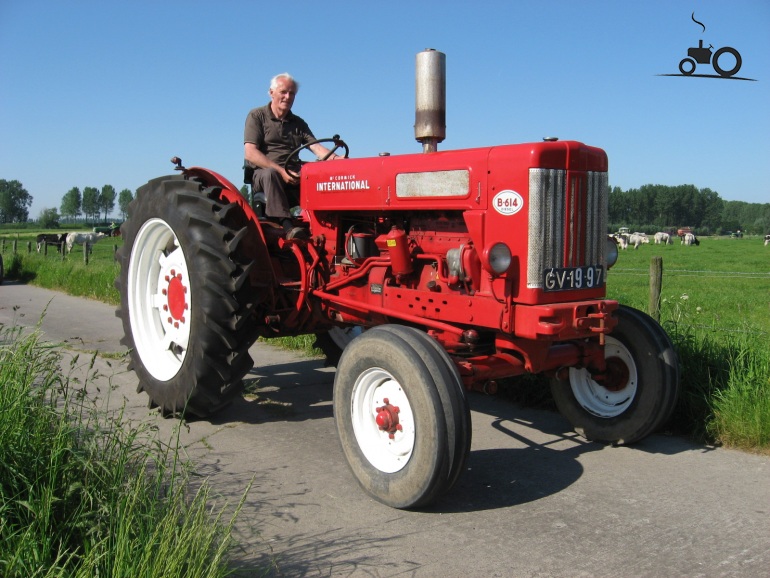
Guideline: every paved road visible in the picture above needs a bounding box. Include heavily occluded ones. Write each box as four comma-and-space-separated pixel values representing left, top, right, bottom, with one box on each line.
1, 282, 768, 577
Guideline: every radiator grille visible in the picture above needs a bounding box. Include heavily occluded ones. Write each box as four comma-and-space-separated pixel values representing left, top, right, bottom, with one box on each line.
527, 169, 608, 289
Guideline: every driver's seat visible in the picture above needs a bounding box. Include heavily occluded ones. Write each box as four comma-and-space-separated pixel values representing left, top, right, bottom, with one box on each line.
243, 163, 266, 218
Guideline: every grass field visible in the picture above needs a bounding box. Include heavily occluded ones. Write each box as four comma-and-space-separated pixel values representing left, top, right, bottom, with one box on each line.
607, 235, 770, 333
2, 231, 769, 452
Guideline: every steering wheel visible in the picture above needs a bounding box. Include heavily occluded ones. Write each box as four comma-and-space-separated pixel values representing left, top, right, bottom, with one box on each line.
284, 135, 349, 179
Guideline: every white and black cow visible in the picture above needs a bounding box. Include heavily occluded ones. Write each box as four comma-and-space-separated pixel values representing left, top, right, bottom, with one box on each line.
654, 232, 671, 245
764, 234, 770, 246
610, 233, 629, 250
683, 233, 700, 246
36, 233, 67, 253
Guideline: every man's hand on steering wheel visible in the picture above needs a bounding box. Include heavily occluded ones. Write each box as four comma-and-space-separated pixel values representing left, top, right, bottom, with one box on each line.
284, 135, 349, 180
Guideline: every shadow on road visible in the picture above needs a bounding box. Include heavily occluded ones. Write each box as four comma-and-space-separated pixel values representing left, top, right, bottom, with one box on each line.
199, 354, 701, 517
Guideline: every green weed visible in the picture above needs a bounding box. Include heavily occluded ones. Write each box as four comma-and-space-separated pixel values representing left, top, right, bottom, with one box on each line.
0, 326, 252, 577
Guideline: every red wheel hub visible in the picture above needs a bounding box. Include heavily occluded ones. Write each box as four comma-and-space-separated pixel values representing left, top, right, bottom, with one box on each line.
602, 356, 630, 392
162, 269, 188, 326
375, 398, 402, 439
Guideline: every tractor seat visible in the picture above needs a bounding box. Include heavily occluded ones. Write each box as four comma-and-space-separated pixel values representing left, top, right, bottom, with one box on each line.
244, 163, 266, 218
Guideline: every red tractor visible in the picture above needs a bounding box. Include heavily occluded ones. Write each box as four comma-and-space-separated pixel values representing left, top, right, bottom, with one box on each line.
117, 50, 679, 509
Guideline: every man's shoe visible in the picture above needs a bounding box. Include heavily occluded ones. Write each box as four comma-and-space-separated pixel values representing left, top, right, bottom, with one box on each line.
286, 227, 310, 241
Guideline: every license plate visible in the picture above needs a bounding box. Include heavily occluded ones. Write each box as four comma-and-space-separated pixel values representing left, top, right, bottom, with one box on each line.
543, 266, 604, 292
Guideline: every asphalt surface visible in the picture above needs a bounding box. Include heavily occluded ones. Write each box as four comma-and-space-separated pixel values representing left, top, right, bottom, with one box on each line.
1, 282, 768, 577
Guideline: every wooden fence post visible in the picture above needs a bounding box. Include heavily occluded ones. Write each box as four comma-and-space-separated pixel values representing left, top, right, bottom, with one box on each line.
649, 256, 663, 322
83, 242, 89, 265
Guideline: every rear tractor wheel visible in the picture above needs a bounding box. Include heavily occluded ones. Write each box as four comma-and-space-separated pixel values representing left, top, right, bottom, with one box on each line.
116, 175, 263, 416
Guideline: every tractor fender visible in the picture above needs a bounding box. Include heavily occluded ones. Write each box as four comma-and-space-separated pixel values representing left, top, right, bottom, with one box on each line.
182, 166, 278, 294
183, 167, 261, 223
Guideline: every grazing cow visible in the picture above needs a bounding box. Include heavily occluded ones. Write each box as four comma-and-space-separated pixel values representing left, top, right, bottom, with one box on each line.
65, 231, 107, 254
654, 232, 671, 245
36, 233, 67, 253
683, 233, 700, 246
764, 235, 770, 246
613, 233, 629, 250
628, 232, 648, 249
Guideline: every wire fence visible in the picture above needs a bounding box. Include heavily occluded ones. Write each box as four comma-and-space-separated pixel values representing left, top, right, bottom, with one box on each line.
613, 268, 770, 279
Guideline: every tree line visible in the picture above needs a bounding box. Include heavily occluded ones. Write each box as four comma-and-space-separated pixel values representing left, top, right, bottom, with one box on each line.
0, 179, 134, 227
59, 185, 134, 223
2, 178, 768, 234
609, 183, 769, 235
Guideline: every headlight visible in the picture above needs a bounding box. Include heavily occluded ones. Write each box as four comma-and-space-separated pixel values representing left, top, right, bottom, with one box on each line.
606, 237, 619, 268
486, 242, 512, 275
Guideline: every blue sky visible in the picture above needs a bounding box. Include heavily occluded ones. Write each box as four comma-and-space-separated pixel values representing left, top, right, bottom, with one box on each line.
1, 0, 768, 219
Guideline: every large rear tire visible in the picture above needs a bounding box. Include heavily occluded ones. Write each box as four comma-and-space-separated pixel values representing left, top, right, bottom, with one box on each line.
116, 175, 262, 416
550, 305, 680, 444
334, 325, 466, 508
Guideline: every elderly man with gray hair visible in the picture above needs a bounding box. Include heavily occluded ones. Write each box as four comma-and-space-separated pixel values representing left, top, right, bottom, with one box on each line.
244, 73, 341, 239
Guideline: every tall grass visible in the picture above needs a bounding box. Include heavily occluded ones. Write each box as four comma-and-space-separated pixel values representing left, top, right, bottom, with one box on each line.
709, 347, 770, 449
0, 325, 251, 577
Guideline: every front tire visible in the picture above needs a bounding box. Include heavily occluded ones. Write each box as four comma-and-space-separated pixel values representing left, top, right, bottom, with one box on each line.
550, 305, 680, 444
374, 325, 471, 492
116, 175, 261, 416
334, 326, 467, 508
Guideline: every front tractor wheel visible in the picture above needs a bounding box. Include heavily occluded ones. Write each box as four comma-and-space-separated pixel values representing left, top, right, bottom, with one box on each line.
116, 175, 261, 417
550, 305, 680, 444
333, 325, 470, 509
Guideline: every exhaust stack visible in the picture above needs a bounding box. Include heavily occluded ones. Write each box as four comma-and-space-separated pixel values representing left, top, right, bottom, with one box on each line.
414, 49, 446, 153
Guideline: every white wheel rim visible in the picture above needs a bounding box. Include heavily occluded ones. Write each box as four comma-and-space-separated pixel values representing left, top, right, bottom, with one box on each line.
127, 218, 191, 381
351, 367, 415, 473
568, 336, 637, 418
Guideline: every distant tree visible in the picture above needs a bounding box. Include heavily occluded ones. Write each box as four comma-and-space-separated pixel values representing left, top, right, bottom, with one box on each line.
752, 216, 769, 235
60, 186, 82, 221
82, 186, 99, 224
608, 186, 630, 224
0, 179, 33, 223
99, 184, 116, 221
699, 187, 724, 233
38, 207, 60, 228
118, 188, 133, 220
